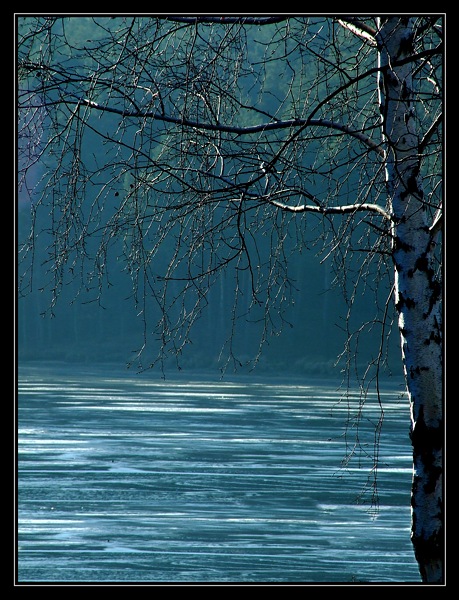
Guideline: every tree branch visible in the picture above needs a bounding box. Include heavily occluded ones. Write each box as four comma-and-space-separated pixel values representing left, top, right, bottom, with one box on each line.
337, 18, 377, 45
74, 98, 385, 157
419, 113, 442, 154
429, 202, 443, 237
266, 196, 393, 221
161, 16, 289, 26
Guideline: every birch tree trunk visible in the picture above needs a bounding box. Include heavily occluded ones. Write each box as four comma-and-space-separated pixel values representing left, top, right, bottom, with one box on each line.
377, 17, 443, 583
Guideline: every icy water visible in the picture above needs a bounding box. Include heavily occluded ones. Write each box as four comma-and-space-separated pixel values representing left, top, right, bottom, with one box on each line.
17, 363, 421, 584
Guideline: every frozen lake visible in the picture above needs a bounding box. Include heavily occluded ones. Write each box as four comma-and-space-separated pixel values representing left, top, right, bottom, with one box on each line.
17, 363, 420, 584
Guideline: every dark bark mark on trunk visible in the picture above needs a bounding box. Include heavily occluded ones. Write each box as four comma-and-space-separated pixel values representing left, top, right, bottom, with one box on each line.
395, 292, 416, 311
410, 405, 443, 453
410, 404, 444, 582
411, 521, 444, 583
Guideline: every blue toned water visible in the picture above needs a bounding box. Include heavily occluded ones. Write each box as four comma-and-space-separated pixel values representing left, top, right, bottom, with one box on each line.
17, 363, 420, 583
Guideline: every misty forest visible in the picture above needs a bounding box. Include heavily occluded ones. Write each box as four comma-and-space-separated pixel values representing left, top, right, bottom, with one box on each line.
18, 17, 401, 376
17, 16, 443, 584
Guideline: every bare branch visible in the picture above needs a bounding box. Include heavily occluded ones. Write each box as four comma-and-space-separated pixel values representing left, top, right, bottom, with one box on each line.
162, 16, 289, 26
419, 113, 442, 154
73, 99, 385, 157
337, 18, 378, 45
429, 201, 443, 237
267, 197, 392, 221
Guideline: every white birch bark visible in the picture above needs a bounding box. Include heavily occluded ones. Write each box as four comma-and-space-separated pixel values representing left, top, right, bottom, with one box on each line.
377, 17, 443, 583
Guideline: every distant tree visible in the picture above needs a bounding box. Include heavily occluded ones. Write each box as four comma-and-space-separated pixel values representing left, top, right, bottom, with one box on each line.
17, 16, 443, 582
